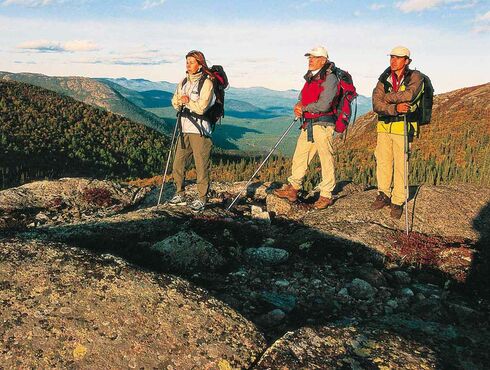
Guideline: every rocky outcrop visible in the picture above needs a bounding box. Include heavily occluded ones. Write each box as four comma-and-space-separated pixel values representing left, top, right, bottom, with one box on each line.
0, 178, 149, 229
0, 239, 266, 368
1, 178, 489, 369
256, 313, 490, 369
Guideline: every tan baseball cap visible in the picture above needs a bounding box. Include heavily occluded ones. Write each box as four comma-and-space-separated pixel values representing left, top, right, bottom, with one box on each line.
305, 46, 328, 58
389, 46, 411, 58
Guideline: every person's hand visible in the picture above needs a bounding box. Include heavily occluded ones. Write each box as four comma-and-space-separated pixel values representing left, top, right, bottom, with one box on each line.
294, 103, 303, 117
181, 95, 190, 104
396, 102, 410, 114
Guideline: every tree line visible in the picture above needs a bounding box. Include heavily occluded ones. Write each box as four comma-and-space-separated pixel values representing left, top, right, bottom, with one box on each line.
1, 80, 489, 191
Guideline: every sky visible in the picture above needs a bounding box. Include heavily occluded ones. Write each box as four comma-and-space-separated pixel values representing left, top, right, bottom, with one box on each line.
0, 0, 489, 96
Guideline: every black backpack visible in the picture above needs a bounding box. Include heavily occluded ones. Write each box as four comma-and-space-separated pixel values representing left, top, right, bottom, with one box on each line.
182, 65, 228, 130
419, 73, 434, 125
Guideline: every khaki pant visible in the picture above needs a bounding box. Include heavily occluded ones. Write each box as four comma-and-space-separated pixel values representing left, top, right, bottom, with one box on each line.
172, 133, 212, 200
375, 132, 410, 206
288, 125, 335, 198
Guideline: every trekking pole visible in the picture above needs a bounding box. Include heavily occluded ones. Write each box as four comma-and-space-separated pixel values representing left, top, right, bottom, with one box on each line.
226, 116, 299, 211
157, 108, 182, 206
403, 114, 410, 236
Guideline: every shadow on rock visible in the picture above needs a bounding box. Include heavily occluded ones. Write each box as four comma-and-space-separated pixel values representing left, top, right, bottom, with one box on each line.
9, 199, 489, 369
467, 201, 490, 300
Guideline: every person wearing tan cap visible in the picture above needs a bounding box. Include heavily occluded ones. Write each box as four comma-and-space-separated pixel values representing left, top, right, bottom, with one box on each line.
274, 46, 338, 209
371, 46, 424, 219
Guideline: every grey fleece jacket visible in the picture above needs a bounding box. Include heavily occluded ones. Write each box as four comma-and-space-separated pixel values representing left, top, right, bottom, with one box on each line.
299, 66, 338, 126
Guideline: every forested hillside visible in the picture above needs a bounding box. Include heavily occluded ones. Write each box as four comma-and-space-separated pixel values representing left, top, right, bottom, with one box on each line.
0, 72, 169, 134
333, 83, 490, 186
0, 80, 168, 189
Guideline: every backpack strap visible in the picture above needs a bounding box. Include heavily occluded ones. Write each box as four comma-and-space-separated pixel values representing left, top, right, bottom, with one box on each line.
197, 74, 207, 94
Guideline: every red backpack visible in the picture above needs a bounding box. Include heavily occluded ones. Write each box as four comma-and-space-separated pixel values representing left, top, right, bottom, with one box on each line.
330, 67, 358, 133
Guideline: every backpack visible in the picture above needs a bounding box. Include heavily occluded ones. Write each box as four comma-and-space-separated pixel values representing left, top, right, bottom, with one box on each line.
419, 73, 434, 125
330, 67, 358, 133
379, 68, 434, 126
182, 65, 228, 130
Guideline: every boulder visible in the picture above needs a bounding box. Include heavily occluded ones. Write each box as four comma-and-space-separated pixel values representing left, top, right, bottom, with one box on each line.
348, 278, 377, 300
244, 247, 289, 266
151, 230, 226, 273
256, 324, 438, 369
0, 239, 266, 369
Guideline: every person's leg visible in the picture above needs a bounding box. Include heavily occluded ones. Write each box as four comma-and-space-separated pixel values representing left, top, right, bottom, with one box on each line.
314, 125, 335, 199
172, 134, 192, 194
287, 129, 316, 189
391, 134, 409, 206
188, 134, 212, 201
374, 132, 394, 198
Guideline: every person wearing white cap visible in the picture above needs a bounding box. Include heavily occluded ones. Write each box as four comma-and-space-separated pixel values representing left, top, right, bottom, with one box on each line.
371, 46, 424, 219
274, 45, 339, 210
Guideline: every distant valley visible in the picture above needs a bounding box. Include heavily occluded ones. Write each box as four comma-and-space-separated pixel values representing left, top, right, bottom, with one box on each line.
0, 72, 372, 155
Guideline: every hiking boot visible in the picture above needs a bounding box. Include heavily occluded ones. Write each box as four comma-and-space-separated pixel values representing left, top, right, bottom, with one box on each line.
313, 196, 334, 210
273, 184, 298, 202
189, 199, 206, 212
390, 204, 403, 219
371, 192, 391, 210
168, 194, 187, 206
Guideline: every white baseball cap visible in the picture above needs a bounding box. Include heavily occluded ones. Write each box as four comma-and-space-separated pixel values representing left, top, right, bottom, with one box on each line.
389, 46, 411, 58
305, 46, 328, 58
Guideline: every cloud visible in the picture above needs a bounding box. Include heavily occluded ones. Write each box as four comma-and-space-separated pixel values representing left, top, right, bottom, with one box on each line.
3, 0, 61, 6
17, 39, 99, 52
2, 0, 90, 6
396, 0, 443, 13
77, 56, 171, 66
473, 10, 490, 33
1, 15, 488, 95
142, 0, 165, 9
476, 11, 490, 22
369, 3, 386, 10
395, 0, 479, 12
450, 0, 478, 9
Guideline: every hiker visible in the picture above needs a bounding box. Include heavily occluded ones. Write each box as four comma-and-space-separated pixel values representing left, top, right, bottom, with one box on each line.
371, 46, 424, 219
169, 50, 215, 211
274, 46, 338, 209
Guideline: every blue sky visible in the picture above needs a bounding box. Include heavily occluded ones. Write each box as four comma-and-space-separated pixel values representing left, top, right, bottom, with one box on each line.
0, 0, 489, 95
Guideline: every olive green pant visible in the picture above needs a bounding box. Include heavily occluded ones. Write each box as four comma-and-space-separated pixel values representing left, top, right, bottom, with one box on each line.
172, 133, 212, 200
288, 125, 335, 198
375, 132, 410, 206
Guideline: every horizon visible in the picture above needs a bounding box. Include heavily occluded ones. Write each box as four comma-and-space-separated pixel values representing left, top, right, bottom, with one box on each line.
0, 0, 489, 96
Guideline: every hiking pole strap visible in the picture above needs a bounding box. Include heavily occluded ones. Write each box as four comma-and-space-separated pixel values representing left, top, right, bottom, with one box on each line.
226, 117, 299, 211
157, 108, 182, 206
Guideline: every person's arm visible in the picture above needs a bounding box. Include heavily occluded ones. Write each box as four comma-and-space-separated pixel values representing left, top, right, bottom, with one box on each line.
171, 82, 183, 110
303, 73, 338, 113
372, 81, 398, 116
186, 78, 213, 115
384, 71, 423, 104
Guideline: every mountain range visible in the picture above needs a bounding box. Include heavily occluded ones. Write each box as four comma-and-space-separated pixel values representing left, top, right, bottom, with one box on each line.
104, 77, 372, 119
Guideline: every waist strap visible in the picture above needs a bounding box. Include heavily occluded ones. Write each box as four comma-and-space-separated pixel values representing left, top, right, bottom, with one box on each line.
301, 116, 335, 142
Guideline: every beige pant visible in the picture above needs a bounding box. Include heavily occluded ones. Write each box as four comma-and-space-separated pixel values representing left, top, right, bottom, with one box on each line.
375, 132, 410, 206
172, 133, 212, 200
288, 125, 335, 198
